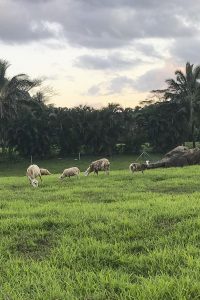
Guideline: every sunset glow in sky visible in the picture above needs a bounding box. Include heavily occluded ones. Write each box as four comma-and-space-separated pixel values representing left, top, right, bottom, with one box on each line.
0, 0, 199, 108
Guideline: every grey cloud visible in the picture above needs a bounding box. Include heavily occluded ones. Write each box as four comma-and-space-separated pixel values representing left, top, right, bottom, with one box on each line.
58, 0, 199, 48
135, 43, 163, 59
87, 66, 173, 96
0, 1, 59, 43
0, 0, 199, 49
74, 54, 142, 70
171, 38, 200, 64
17, 0, 52, 3
106, 76, 135, 94
71, 0, 193, 10
61, 3, 197, 49
87, 76, 135, 96
87, 85, 101, 96
133, 67, 171, 92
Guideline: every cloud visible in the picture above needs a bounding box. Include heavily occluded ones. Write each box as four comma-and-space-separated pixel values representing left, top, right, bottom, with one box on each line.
0, 1, 60, 43
74, 53, 142, 70
60, 1, 198, 49
16, 0, 52, 3
171, 38, 200, 65
134, 43, 163, 59
133, 62, 178, 92
86, 76, 135, 96
1, 0, 200, 106
106, 76, 135, 94
86, 61, 179, 96
0, 0, 199, 49
87, 84, 101, 96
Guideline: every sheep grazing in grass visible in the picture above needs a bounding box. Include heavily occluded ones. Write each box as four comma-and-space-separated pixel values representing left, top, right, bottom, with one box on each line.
129, 162, 148, 174
84, 158, 110, 176
26, 164, 42, 187
59, 167, 80, 179
40, 168, 51, 175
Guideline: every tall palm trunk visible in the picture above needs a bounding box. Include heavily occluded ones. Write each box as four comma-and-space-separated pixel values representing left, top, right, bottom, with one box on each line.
189, 95, 196, 148
192, 123, 196, 148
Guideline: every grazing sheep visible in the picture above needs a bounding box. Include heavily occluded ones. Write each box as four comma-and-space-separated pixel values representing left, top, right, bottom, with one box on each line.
59, 167, 80, 179
84, 158, 110, 176
26, 164, 42, 187
129, 162, 148, 174
40, 168, 51, 175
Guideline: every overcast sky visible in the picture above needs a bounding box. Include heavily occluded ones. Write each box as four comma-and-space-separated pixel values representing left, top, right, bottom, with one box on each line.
0, 0, 199, 108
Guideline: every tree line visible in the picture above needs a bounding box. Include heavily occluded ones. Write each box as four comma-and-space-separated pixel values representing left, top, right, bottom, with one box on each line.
0, 59, 200, 158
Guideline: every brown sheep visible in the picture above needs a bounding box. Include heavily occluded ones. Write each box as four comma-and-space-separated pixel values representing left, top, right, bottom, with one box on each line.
129, 162, 148, 174
40, 168, 51, 175
84, 158, 110, 176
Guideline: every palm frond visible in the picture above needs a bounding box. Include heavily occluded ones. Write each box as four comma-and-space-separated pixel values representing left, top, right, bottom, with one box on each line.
193, 65, 200, 80
175, 70, 186, 85
165, 79, 181, 93
0, 59, 10, 89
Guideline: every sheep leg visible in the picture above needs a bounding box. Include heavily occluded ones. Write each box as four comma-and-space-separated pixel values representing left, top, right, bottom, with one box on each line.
106, 167, 109, 175
39, 174, 42, 182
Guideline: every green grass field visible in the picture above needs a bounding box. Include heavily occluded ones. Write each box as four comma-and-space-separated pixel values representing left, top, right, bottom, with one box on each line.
1, 155, 200, 299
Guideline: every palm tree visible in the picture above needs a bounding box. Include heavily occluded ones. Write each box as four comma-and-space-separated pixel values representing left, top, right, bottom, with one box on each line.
0, 59, 41, 153
153, 62, 200, 148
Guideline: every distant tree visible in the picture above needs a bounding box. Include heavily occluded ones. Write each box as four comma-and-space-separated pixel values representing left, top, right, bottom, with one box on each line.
99, 103, 124, 156
122, 107, 146, 153
144, 102, 188, 152
153, 62, 200, 147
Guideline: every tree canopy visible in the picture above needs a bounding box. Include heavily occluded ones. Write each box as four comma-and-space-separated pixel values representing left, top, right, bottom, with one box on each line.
1, 59, 200, 159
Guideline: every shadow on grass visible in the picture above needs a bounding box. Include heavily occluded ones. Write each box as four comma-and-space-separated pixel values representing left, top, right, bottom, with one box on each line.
150, 183, 200, 194
8, 219, 71, 260
10, 231, 55, 260
75, 190, 118, 203
154, 213, 198, 230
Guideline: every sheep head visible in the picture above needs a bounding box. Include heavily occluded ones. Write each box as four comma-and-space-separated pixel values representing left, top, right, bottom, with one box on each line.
31, 179, 38, 188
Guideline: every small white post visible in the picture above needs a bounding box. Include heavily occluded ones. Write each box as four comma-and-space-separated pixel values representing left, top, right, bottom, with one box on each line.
31, 155, 33, 164
78, 152, 81, 160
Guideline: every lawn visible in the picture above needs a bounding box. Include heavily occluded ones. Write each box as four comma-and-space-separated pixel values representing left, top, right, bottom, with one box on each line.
1, 155, 200, 299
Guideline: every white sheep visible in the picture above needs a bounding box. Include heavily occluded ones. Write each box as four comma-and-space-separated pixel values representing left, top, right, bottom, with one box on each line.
40, 168, 51, 175
26, 164, 42, 187
59, 167, 80, 179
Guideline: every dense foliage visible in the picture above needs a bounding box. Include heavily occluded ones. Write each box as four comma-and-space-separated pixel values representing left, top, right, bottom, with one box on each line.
1, 59, 200, 158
